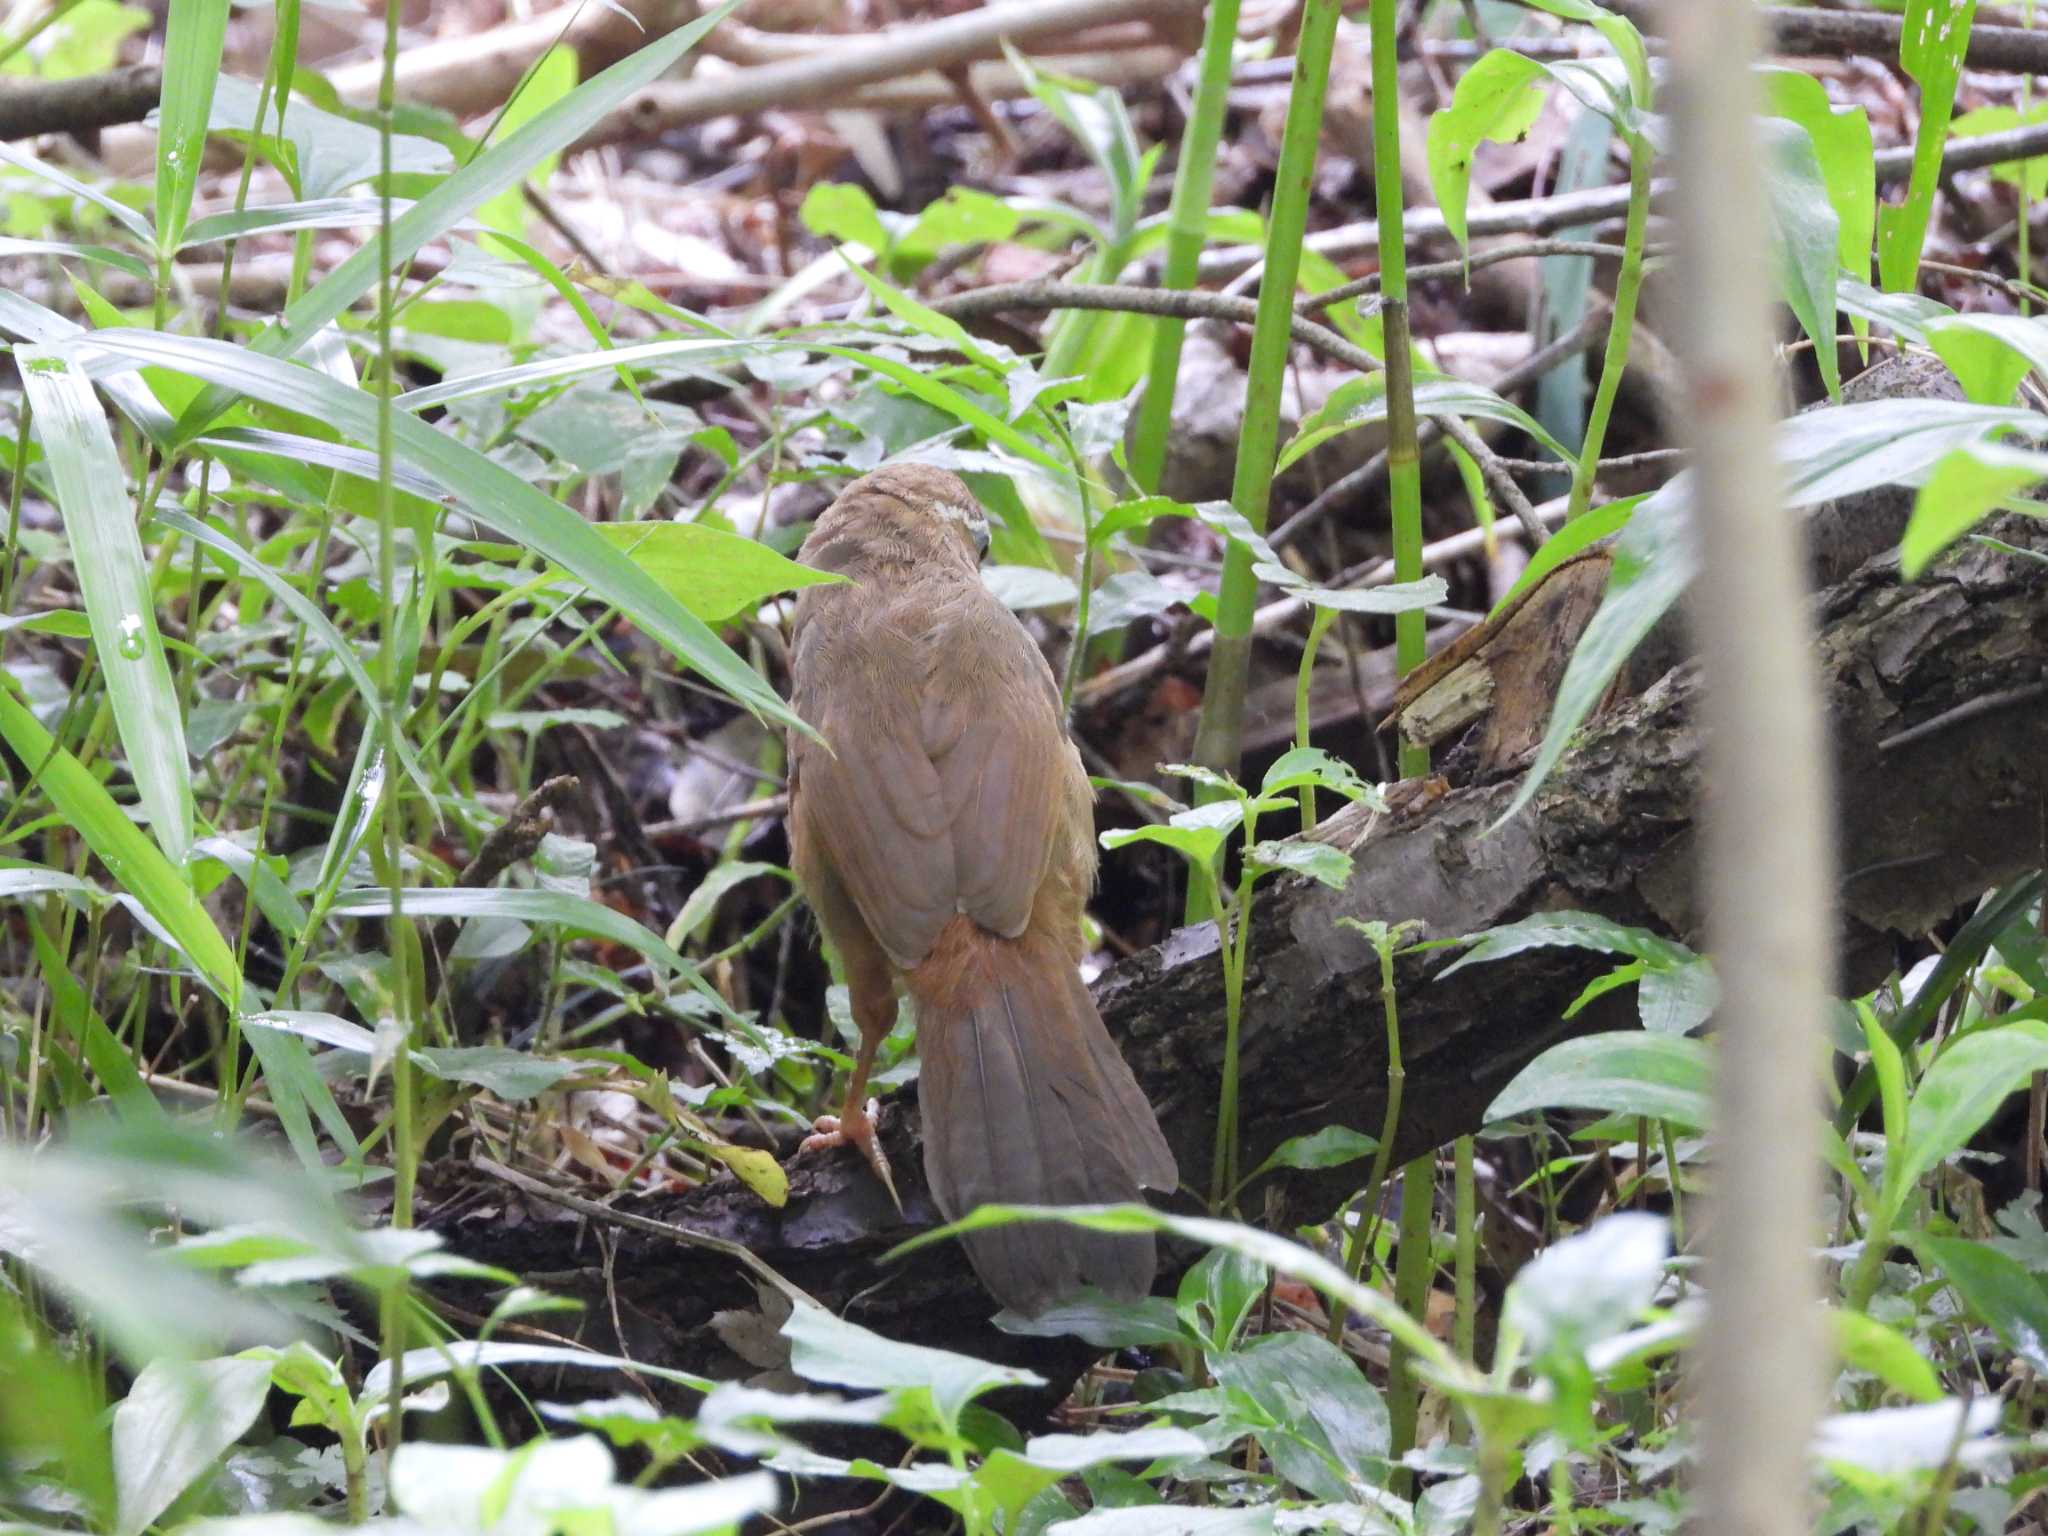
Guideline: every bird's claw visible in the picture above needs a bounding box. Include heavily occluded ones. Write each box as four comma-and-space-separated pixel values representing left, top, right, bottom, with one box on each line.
800, 1098, 902, 1215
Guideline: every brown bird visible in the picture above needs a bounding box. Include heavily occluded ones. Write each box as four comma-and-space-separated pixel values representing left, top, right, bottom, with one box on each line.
786, 462, 1178, 1316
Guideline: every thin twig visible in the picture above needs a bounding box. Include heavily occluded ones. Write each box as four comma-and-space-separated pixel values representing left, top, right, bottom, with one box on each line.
475, 1155, 823, 1311
930, 279, 1384, 378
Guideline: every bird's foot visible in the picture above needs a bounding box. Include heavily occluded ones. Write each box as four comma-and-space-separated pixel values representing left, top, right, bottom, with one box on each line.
800, 1099, 902, 1215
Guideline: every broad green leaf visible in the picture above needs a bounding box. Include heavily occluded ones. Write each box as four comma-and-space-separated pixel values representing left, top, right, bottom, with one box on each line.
19, 349, 192, 862
1924, 312, 2048, 406
0, 688, 237, 1005
1253, 564, 1448, 615
1876, 0, 1980, 293
1914, 1233, 2048, 1374
1831, 1308, 1942, 1403
112, 1357, 272, 1536
1427, 49, 1551, 253
1445, 909, 1696, 975
667, 860, 787, 948
799, 182, 888, 251
1100, 800, 1243, 871
1246, 838, 1352, 890
410, 1046, 583, 1101
1760, 118, 1843, 401
1900, 440, 2048, 577
1245, 1125, 1377, 1182
205, 76, 453, 201
1504, 1212, 1667, 1364
586, 520, 843, 624
153, 0, 230, 256
1208, 1332, 1387, 1501
783, 1301, 1042, 1431
65, 329, 804, 734
1486, 1031, 1713, 1129
1835, 275, 1955, 344
993, 1293, 1186, 1350
1894, 1021, 2048, 1196
173, 3, 738, 436
1762, 69, 1875, 292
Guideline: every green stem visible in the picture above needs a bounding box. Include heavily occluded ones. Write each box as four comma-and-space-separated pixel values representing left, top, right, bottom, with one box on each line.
1188, 0, 1341, 787
1128, 0, 1244, 493
1331, 924, 1407, 1345
1295, 605, 1336, 833
1454, 1134, 1477, 1363
1568, 137, 1652, 520
1388, 1152, 1436, 1481
1, 398, 31, 620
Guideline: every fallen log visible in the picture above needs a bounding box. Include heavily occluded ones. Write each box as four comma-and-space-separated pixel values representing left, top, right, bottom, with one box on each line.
425, 366, 2048, 1404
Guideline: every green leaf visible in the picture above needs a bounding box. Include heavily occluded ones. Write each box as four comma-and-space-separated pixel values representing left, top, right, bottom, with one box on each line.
0, 140, 155, 246
410, 1046, 583, 1101
1245, 1125, 1378, 1182
205, 76, 453, 201
182, 196, 415, 249
1760, 118, 1843, 402
585, 521, 843, 624
666, 860, 787, 948
1444, 910, 1696, 976
328, 887, 692, 979
172, 2, 738, 436
153, 0, 230, 256
68, 329, 806, 735
1876, 0, 1980, 293
1278, 373, 1571, 475
1762, 69, 1875, 292
782, 1301, 1042, 1432
1253, 564, 1448, 615
1895, 1021, 2048, 1196
993, 1294, 1186, 1351
799, 182, 888, 251
1208, 1333, 1387, 1501
842, 259, 1007, 375
1831, 1308, 1942, 1403
1900, 440, 2048, 577
112, 1357, 272, 1536
1924, 312, 2048, 407
1426, 49, 1551, 254
19, 349, 193, 863
1100, 800, 1243, 871
1486, 1032, 1713, 1129
1914, 1233, 2048, 1374
1259, 746, 1378, 804
1246, 839, 1352, 890
0, 687, 237, 1006
1518, 0, 1651, 108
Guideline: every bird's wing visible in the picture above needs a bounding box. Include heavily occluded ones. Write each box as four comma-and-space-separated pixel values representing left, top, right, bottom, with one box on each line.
789, 593, 958, 969
919, 588, 1079, 941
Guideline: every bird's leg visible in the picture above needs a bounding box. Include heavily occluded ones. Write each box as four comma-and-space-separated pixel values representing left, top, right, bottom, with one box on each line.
799, 970, 902, 1214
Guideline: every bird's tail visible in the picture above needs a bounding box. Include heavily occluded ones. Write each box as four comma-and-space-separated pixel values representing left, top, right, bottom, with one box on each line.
909, 917, 1178, 1317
